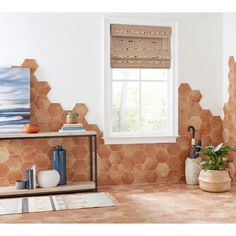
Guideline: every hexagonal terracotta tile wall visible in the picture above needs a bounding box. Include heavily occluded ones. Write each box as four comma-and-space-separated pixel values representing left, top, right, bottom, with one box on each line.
223, 56, 236, 183
0, 59, 223, 187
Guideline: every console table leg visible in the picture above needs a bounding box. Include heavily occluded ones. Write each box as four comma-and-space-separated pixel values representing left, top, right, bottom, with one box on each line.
94, 135, 98, 192
89, 136, 93, 181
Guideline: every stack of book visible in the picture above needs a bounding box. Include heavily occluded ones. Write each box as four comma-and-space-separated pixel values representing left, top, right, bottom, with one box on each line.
59, 123, 86, 132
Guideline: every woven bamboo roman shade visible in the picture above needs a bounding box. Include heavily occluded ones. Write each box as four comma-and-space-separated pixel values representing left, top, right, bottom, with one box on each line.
110, 24, 172, 68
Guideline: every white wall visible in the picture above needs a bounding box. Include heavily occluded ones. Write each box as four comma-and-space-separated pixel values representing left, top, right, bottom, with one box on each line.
223, 13, 236, 107
0, 13, 223, 129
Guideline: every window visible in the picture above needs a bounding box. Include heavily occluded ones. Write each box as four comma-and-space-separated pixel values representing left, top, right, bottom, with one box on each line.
104, 18, 178, 144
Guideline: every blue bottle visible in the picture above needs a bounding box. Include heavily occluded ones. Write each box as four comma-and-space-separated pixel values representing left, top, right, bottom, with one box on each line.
52, 146, 67, 185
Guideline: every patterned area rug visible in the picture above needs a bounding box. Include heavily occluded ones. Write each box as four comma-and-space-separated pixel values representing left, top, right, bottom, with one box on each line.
0, 192, 118, 215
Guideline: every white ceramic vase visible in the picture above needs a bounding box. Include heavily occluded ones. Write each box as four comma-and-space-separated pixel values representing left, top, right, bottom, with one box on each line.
37, 169, 60, 188
185, 157, 201, 185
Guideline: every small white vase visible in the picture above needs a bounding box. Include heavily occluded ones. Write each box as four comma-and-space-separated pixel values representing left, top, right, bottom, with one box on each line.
37, 170, 60, 188
185, 157, 201, 185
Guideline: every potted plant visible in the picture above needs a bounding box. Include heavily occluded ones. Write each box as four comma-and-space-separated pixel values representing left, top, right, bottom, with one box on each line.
198, 143, 235, 192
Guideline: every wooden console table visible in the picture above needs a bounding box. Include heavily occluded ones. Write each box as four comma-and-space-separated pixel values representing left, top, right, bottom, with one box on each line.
0, 131, 97, 198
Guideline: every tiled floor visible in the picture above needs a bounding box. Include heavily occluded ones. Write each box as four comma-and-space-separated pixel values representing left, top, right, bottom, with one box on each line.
1, 183, 236, 223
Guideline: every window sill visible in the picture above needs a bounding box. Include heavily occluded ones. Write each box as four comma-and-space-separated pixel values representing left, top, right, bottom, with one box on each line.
103, 135, 179, 145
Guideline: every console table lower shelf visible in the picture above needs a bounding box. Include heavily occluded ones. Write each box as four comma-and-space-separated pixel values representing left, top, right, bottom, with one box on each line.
0, 181, 96, 198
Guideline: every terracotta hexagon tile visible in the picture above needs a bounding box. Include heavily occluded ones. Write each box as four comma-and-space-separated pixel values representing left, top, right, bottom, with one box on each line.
7, 141, 23, 155
72, 174, 88, 182
73, 137, 88, 146
121, 145, 135, 157
48, 117, 63, 131
34, 153, 50, 169
121, 157, 134, 171
77, 117, 89, 129
0, 147, 10, 163
188, 116, 202, 130
178, 149, 190, 162
0, 164, 9, 177
67, 170, 75, 181
35, 96, 50, 111
190, 90, 202, 103
191, 103, 202, 115
35, 110, 50, 124
167, 144, 180, 156
132, 151, 146, 164
7, 170, 24, 184
109, 166, 123, 185
109, 152, 123, 165
132, 164, 145, 184
144, 171, 157, 183
61, 138, 75, 151
144, 145, 159, 157
35, 81, 51, 96
200, 109, 213, 122
167, 156, 181, 170
48, 103, 64, 117
72, 146, 88, 159
21, 59, 38, 73
211, 116, 222, 129
73, 103, 88, 117
98, 173, 113, 186
33, 139, 50, 153
86, 124, 102, 136
177, 137, 191, 150
156, 163, 170, 178
7, 155, 23, 170
144, 156, 158, 170
98, 159, 111, 172
0, 178, 9, 186
178, 83, 191, 95
156, 150, 169, 163
30, 88, 38, 103
133, 144, 146, 151
110, 175, 124, 185
22, 139, 35, 147
21, 147, 36, 162
30, 74, 38, 88
72, 160, 88, 173
110, 145, 122, 151
48, 138, 63, 147
98, 145, 112, 159
122, 172, 134, 184
209, 128, 222, 145
20, 162, 34, 175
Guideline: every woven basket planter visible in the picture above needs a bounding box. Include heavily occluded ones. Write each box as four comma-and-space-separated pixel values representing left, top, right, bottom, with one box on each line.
198, 170, 231, 193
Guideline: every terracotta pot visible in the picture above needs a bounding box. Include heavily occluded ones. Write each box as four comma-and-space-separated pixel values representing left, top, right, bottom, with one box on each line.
198, 170, 231, 193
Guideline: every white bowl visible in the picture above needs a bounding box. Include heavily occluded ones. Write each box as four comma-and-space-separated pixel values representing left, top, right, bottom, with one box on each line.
37, 170, 60, 188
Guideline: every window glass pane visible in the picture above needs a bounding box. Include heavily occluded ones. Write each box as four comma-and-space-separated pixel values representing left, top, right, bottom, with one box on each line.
141, 69, 168, 81
140, 82, 168, 132
112, 68, 139, 80
112, 81, 139, 132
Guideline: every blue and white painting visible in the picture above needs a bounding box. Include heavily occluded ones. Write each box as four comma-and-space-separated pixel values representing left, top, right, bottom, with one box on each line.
0, 67, 30, 133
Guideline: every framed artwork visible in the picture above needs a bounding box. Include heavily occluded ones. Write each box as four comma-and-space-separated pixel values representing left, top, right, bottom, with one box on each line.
0, 67, 30, 133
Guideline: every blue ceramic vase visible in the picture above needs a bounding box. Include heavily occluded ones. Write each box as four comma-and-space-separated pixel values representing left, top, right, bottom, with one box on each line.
52, 145, 67, 185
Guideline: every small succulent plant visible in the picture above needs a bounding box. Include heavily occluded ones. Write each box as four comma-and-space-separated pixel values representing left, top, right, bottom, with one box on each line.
200, 143, 235, 171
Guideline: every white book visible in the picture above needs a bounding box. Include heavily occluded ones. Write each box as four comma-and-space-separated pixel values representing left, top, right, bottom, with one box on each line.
59, 129, 86, 133
63, 123, 83, 127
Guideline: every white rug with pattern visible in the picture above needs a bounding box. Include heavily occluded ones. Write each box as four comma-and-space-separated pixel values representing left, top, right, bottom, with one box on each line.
0, 192, 118, 215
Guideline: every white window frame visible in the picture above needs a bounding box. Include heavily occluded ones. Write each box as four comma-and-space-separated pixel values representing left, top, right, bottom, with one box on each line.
104, 17, 178, 145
